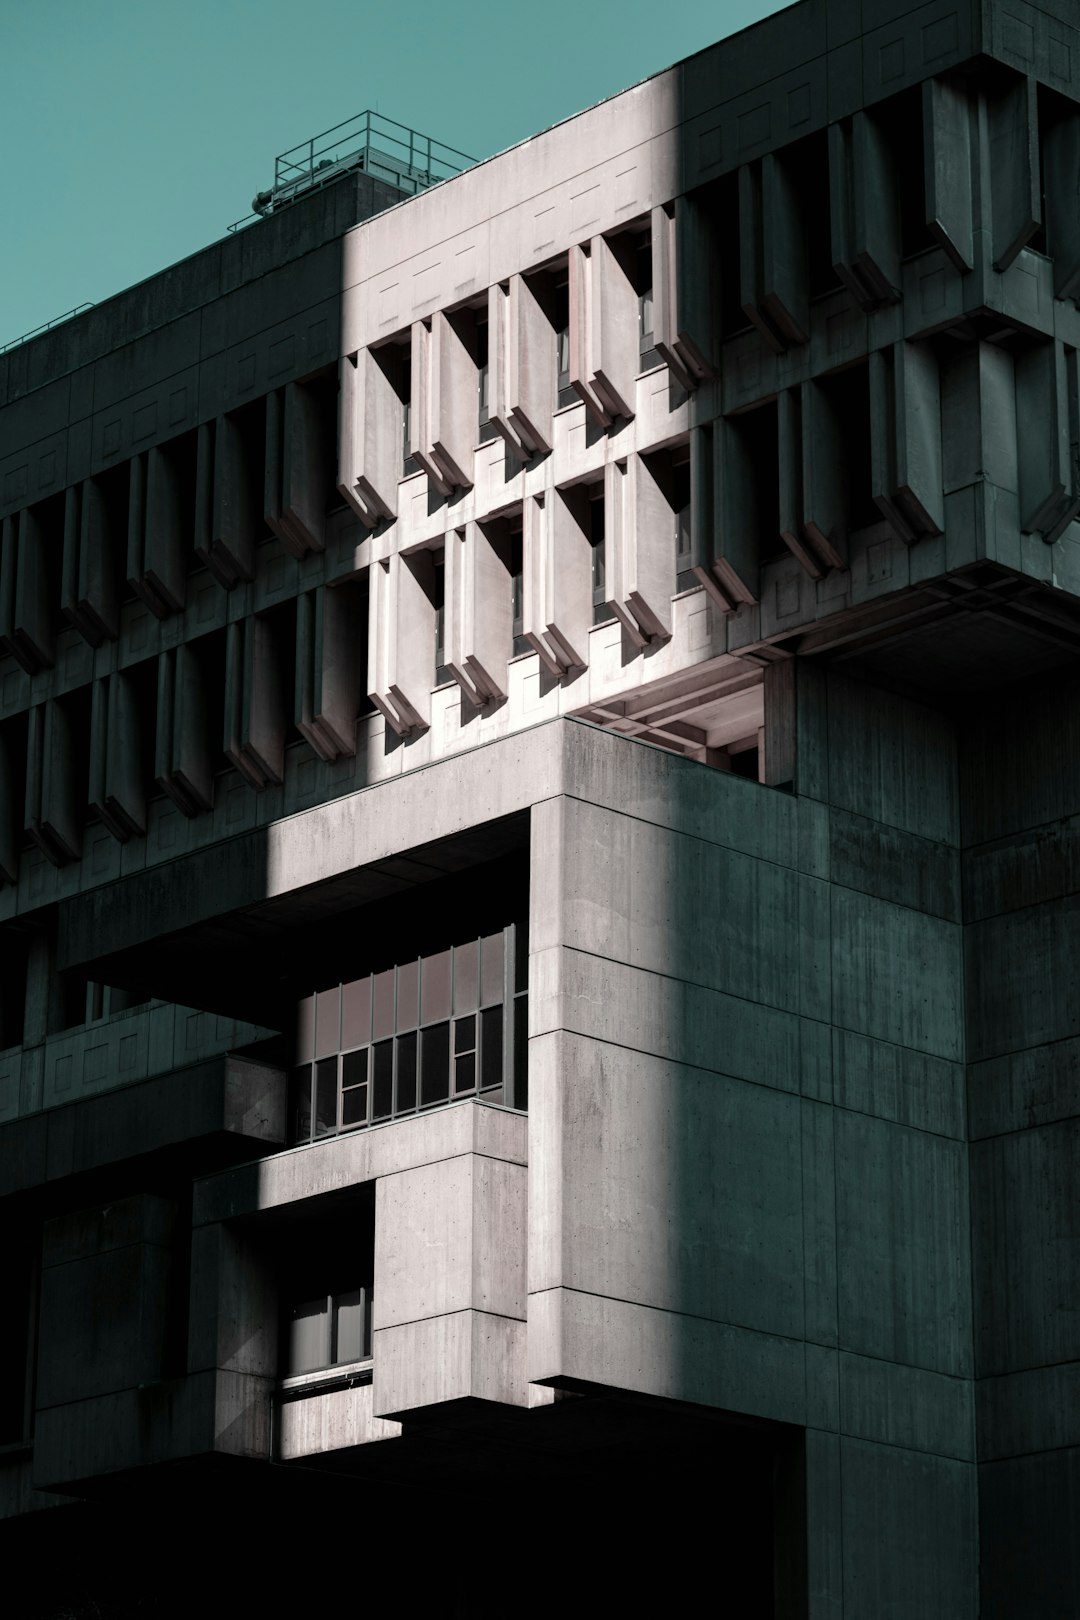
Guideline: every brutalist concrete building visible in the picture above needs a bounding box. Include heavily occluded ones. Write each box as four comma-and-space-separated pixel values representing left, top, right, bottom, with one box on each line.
3, 0, 1080, 1612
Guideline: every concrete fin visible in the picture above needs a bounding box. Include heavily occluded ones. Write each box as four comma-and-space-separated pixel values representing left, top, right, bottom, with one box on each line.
1043, 106, 1080, 303
988, 73, 1041, 273
445, 521, 511, 707
923, 76, 974, 273
295, 584, 362, 762
368, 551, 433, 737
508, 271, 556, 453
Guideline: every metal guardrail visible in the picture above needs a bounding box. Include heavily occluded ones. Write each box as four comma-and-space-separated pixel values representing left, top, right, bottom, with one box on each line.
1, 302, 96, 356
228, 109, 476, 232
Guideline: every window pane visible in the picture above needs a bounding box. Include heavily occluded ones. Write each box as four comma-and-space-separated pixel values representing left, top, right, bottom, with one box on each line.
341, 976, 371, 1050
420, 949, 451, 1024
481, 1005, 503, 1091
314, 1058, 338, 1136
287, 1297, 328, 1375
342, 1048, 367, 1090
295, 996, 315, 1064
314, 986, 341, 1060
480, 933, 504, 1007
454, 1014, 476, 1054
453, 940, 478, 1014
333, 1289, 366, 1365
396, 1031, 417, 1112
341, 1084, 368, 1128
373, 969, 395, 1042
372, 1041, 393, 1120
289, 1066, 313, 1142
455, 1051, 476, 1094
397, 959, 419, 1032
421, 1022, 450, 1106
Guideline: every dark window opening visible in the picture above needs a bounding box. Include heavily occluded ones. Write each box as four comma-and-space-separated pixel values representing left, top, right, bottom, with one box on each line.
636, 235, 659, 370
0, 1231, 38, 1446
289, 923, 528, 1145
279, 1199, 375, 1379
553, 276, 576, 407
730, 744, 761, 781
396, 343, 418, 477
672, 456, 694, 592
476, 315, 499, 444
0, 931, 28, 1050
589, 491, 613, 625
509, 527, 529, 656
433, 550, 451, 686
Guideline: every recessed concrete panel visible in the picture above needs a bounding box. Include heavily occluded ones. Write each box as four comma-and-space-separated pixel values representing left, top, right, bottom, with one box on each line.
835, 1111, 971, 1375
528, 1030, 818, 1342
831, 885, 963, 1061
840, 1437, 977, 1620
826, 674, 958, 844
971, 1118, 1080, 1375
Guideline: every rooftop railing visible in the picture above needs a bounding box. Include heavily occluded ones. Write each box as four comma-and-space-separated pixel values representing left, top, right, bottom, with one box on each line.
231, 109, 477, 231
1, 303, 96, 356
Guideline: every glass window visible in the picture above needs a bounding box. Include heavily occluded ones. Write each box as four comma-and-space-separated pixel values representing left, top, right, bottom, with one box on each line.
289, 924, 527, 1143
314, 1058, 338, 1137
421, 1021, 450, 1106
372, 1041, 393, 1120
397, 1030, 418, 1112
288, 1297, 329, 1375
333, 1288, 368, 1364
454, 1014, 477, 1094
314, 986, 340, 1060
481, 1004, 503, 1091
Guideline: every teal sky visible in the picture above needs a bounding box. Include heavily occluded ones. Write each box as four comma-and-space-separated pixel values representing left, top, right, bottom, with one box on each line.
2, 0, 785, 350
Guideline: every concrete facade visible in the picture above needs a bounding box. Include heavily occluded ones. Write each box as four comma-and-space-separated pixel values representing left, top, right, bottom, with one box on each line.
3, 1, 1080, 1613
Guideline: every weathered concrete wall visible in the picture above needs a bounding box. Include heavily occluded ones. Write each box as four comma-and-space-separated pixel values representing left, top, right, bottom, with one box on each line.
962, 677, 1080, 1617
528, 690, 976, 1617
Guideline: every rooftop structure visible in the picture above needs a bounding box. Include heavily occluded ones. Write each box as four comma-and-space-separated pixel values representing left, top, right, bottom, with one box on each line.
2, 1, 1080, 1612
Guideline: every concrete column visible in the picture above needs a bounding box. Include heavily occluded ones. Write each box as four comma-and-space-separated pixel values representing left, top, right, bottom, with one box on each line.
88, 671, 145, 842
155, 643, 213, 816
224, 614, 286, 790
653, 196, 719, 388
522, 486, 590, 677
870, 341, 946, 545
368, 549, 435, 736
338, 347, 403, 526
605, 453, 673, 646
61, 479, 118, 646
295, 583, 363, 762
444, 520, 511, 706
194, 414, 256, 588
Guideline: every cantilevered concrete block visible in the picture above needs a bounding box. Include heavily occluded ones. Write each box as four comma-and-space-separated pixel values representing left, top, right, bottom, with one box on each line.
25, 699, 80, 866
61, 479, 118, 646
1015, 340, 1080, 542
368, 548, 435, 736
871, 342, 945, 544
506, 271, 555, 455
295, 583, 363, 761
373, 1148, 529, 1417
523, 488, 591, 677
265, 380, 327, 557
444, 521, 511, 707
570, 235, 638, 424
194, 414, 255, 589
127, 445, 186, 619
652, 197, 718, 387
88, 672, 145, 842
739, 151, 808, 353
923, 76, 974, 273
829, 110, 901, 308
337, 347, 403, 526
224, 614, 286, 789
606, 455, 673, 645
155, 643, 213, 817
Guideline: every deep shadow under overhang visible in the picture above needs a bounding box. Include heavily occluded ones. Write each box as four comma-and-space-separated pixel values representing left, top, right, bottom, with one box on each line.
56, 811, 530, 1029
